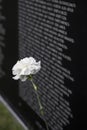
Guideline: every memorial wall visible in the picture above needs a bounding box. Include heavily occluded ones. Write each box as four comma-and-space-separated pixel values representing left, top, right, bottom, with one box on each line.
0, 0, 87, 130
18, 0, 87, 130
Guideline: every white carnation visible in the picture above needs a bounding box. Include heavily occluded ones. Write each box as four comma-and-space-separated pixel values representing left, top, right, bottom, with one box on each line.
12, 57, 41, 81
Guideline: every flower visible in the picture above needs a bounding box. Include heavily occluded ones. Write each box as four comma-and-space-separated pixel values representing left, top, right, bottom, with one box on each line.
12, 57, 41, 81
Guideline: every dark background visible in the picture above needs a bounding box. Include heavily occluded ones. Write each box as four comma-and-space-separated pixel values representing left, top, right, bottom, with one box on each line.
0, 0, 18, 104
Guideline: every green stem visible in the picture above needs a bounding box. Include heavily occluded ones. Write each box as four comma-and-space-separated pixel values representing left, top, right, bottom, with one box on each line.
29, 76, 49, 130
32, 81, 44, 115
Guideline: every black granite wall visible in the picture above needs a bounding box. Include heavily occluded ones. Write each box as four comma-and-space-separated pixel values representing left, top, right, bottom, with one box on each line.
18, 0, 87, 130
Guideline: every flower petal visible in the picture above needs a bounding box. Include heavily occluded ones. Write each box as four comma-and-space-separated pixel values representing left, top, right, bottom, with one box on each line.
12, 57, 41, 82
12, 69, 21, 75
12, 75, 20, 80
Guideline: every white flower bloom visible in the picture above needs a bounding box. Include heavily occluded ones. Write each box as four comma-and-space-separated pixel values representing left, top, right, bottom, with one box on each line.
12, 57, 41, 81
